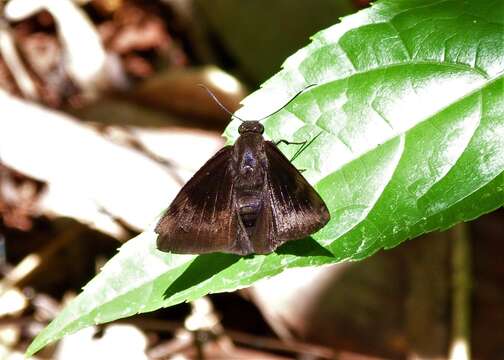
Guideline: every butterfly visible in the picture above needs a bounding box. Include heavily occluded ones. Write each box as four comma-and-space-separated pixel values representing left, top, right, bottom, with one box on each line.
155, 86, 330, 255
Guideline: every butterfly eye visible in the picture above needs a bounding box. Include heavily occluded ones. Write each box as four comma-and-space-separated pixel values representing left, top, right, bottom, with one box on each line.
238, 121, 264, 134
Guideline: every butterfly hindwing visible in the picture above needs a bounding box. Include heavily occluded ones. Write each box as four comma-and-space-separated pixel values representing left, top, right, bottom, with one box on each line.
250, 191, 277, 254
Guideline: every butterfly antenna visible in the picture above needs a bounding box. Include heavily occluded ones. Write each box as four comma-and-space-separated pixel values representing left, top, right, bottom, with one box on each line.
257, 84, 317, 121
197, 84, 246, 122
198, 83, 317, 122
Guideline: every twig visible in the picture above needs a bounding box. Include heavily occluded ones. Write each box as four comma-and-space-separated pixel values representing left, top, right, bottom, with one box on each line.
449, 222, 471, 360
226, 328, 336, 359
121, 317, 336, 359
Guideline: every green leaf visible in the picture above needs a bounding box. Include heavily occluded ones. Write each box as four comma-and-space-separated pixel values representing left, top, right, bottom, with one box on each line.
27, 0, 504, 355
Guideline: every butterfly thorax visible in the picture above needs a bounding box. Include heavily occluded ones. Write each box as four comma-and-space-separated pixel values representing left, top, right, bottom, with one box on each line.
232, 132, 267, 237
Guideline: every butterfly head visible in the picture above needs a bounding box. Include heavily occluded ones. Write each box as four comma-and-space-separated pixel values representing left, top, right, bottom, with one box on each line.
238, 121, 264, 135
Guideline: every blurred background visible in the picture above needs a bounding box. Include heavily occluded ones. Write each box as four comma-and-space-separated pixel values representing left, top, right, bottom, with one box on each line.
0, 0, 503, 359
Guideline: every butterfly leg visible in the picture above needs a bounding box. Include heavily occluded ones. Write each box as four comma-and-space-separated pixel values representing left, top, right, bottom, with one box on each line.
275, 139, 307, 161
275, 132, 323, 162
275, 139, 305, 146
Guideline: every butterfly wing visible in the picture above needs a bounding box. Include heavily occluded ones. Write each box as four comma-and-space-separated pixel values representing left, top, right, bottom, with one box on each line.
258, 141, 330, 246
155, 146, 245, 254
249, 191, 277, 254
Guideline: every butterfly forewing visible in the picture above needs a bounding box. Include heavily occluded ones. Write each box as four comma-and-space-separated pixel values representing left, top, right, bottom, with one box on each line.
262, 141, 330, 242
155, 146, 240, 254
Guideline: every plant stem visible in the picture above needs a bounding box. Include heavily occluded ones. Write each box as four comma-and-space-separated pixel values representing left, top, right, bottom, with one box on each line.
449, 222, 471, 360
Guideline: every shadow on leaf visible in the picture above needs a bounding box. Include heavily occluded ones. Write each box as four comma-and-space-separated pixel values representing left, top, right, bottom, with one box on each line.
163, 237, 334, 300
163, 253, 240, 300
275, 237, 334, 257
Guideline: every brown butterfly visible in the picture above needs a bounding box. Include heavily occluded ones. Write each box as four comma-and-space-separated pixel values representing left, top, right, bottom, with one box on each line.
155, 87, 330, 255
